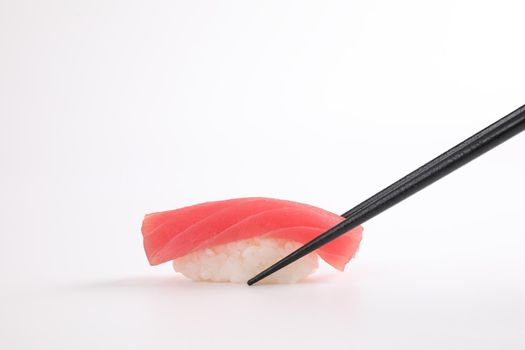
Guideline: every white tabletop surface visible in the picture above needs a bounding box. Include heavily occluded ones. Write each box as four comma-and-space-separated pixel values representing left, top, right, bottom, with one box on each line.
1, 1, 525, 349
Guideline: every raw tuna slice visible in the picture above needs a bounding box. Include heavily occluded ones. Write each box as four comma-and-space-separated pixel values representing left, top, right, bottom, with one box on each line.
141, 197, 363, 283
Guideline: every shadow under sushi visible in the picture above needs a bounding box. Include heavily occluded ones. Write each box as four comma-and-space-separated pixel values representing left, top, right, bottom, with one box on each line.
63, 271, 343, 292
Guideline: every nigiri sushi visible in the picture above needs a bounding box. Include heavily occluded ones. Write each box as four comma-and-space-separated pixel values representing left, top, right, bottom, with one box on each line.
141, 197, 363, 284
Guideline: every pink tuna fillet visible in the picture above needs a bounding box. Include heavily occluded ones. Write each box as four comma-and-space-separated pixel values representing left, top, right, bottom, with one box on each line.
141, 197, 363, 271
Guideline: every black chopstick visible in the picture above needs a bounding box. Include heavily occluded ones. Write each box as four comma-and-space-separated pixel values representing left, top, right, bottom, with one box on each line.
248, 104, 525, 285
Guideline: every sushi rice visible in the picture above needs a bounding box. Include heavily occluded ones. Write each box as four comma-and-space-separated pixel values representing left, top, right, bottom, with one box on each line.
172, 237, 318, 284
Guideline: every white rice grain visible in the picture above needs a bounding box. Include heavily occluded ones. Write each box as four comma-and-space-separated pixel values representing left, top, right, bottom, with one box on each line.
172, 237, 318, 284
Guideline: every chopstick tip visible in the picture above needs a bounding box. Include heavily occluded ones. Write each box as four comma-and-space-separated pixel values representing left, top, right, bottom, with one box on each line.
247, 274, 263, 286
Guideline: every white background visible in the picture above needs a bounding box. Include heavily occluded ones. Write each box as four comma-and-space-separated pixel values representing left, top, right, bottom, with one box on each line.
1, 1, 524, 349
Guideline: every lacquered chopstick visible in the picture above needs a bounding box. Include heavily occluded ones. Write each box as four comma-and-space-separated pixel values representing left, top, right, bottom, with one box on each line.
248, 104, 525, 285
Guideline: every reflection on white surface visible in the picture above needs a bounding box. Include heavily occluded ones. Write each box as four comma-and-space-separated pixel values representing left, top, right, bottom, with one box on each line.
3, 261, 525, 349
